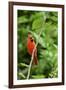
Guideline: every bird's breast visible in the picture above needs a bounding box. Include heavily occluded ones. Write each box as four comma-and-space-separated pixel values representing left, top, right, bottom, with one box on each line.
27, 40, 35, 55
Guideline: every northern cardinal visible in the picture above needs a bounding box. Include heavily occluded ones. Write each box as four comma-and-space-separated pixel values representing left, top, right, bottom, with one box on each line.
27, 32, 38, 65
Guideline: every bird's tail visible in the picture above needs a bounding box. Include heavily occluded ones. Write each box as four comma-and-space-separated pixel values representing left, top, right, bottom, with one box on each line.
33, 52, 38, 65
33, 57, 38, 65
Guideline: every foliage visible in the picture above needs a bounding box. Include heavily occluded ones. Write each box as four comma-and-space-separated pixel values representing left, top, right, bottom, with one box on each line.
17, 10, 58, 79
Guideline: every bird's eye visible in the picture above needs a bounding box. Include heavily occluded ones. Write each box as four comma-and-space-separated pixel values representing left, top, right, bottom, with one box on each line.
31, 39, 33, 42
30, 37, 32, 39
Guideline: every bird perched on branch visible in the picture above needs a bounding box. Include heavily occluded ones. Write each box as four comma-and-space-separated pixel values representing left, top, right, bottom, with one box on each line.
27, 32, 38, 65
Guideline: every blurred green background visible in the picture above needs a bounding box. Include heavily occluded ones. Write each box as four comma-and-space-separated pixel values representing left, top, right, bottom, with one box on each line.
17, 10, 58, 80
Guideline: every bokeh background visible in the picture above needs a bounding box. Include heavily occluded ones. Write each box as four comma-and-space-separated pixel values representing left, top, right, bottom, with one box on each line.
17, 10, 58, 80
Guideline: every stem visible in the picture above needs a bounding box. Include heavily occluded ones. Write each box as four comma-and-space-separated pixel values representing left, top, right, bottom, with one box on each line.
27, 13, 45, 79
27, 46, 36, 79
27, 29, 44, 79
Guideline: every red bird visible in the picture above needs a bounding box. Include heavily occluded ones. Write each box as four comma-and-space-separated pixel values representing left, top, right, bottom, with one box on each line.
27, 33, 38, 65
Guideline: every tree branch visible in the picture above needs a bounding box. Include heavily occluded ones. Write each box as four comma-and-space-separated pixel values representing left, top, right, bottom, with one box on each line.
27, 13, 45, 79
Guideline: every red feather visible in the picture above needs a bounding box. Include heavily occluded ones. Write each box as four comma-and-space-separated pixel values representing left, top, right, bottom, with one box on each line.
27, 34, 38, 65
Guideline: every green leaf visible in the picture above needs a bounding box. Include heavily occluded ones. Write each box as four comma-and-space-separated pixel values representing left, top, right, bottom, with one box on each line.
19, 43, 23, 49
18, 63, 29, 68
32, 75, 45, 79
18, 72, 26, 79
32, 18, 43, 30
18, 16, 29, 24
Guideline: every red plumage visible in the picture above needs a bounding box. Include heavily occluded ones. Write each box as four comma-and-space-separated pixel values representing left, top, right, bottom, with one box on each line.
27, 33, 38, 65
